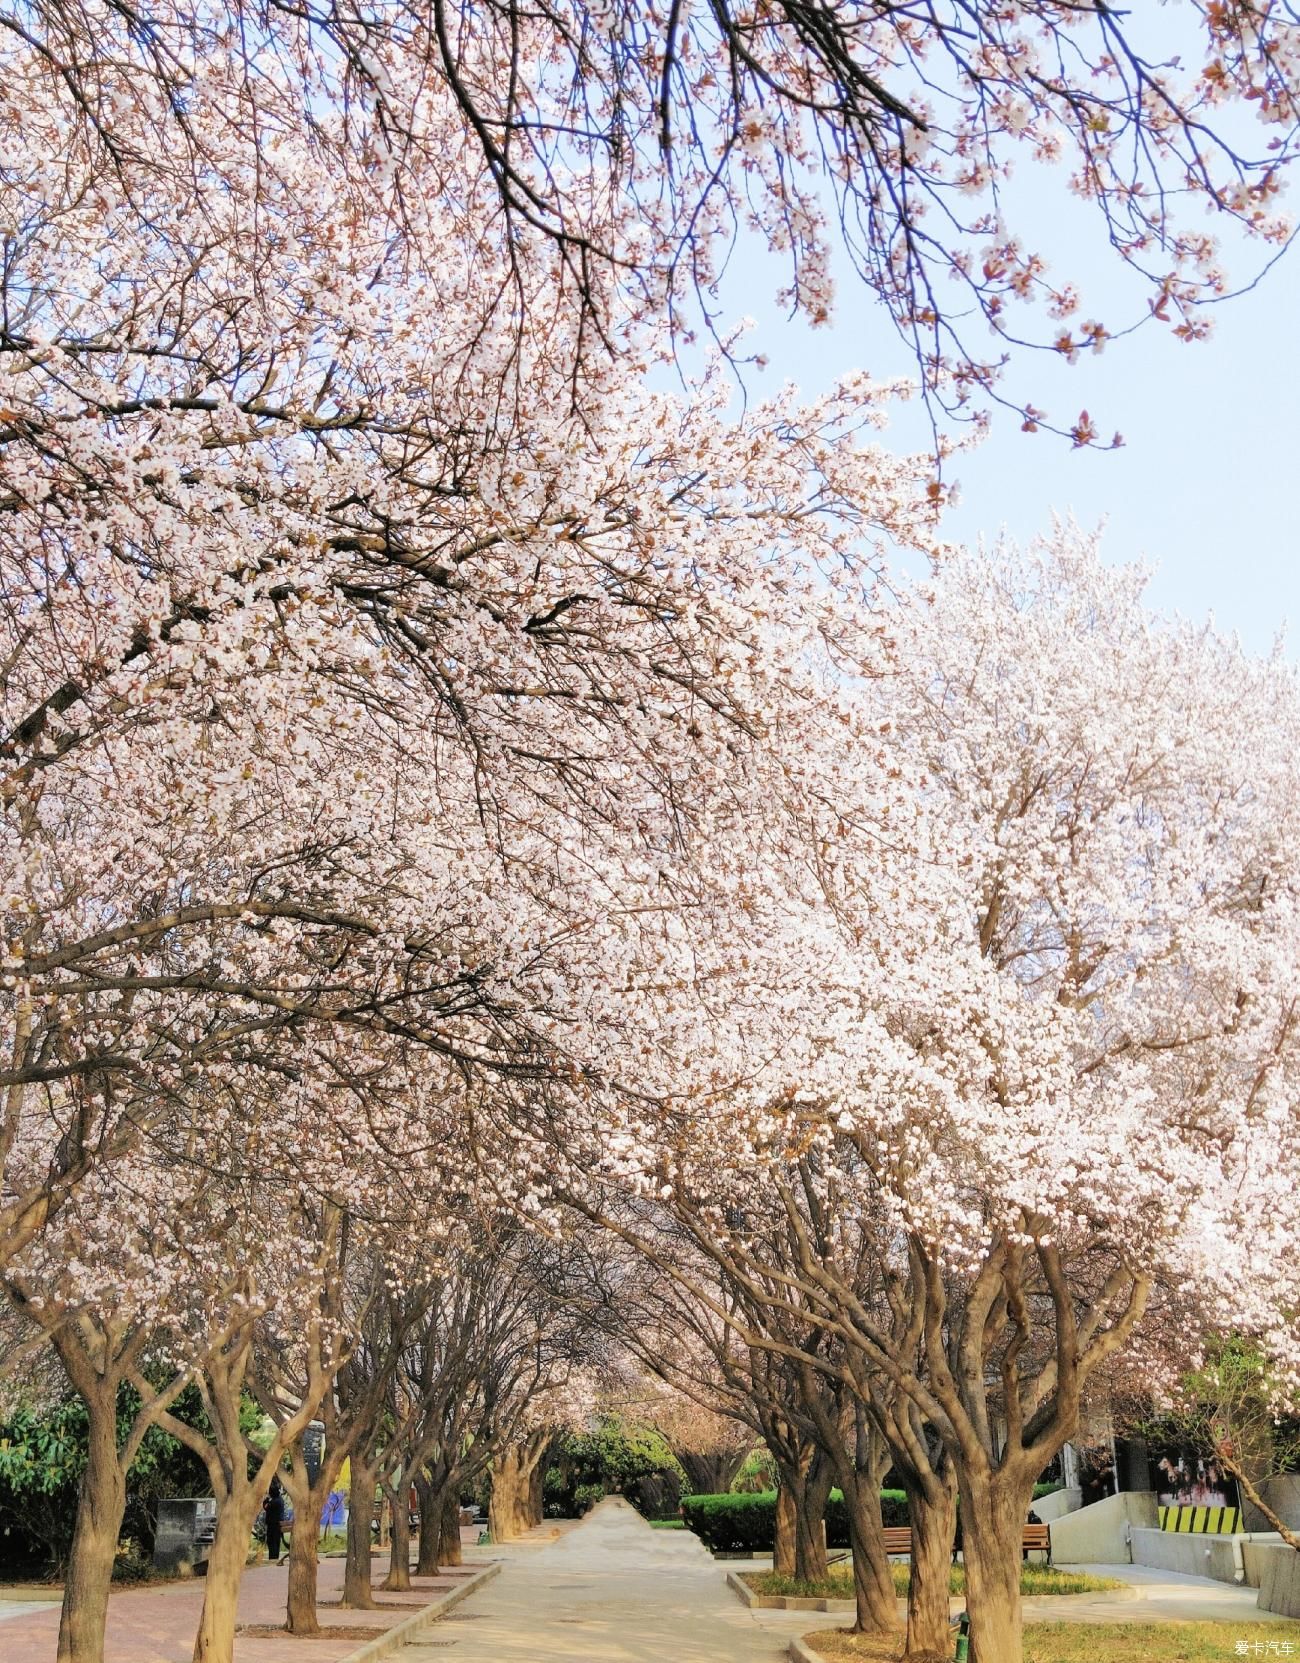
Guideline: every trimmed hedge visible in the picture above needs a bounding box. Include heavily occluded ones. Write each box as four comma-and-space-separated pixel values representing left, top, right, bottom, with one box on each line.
680, 1489, 908, 1553
681, 1484, 1061, 1553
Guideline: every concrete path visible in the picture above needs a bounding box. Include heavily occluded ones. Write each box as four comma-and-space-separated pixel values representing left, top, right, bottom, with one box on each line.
412, 1498, 821, 1662
412, 1508, 1300, 1661
0, 1597, 60, 1624
1032, 1560, 1298, 1625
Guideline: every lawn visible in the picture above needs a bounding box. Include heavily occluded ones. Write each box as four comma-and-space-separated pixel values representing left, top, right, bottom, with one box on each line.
803, 1620, 1300, 1662
744, 1564, 1122, 1601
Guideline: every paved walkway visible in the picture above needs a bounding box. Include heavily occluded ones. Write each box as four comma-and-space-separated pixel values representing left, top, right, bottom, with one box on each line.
412, 1498, 822, 1663
413, 1506, 1300, 1661
1028, 1560, 1298, 1625
7, 1508, 1296, 1661
0, 1553, 481, 1662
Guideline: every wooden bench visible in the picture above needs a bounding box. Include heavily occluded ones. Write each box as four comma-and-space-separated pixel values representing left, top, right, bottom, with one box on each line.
881, 1524, 1052, 1563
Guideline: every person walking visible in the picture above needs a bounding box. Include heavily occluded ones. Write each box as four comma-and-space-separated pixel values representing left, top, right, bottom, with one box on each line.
265, 1475, 289, 1563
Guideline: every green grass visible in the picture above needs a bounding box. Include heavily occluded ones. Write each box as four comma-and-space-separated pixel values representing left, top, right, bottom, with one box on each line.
805, 1620, 1300, 1663
649, 1519, 686, 1529
743, 1564, 1123, 1601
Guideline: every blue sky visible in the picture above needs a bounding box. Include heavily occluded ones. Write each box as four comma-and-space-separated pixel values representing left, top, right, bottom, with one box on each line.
709, 178, 1300, 659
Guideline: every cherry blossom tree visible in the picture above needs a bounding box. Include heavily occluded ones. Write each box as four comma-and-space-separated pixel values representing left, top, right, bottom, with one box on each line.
10, 0, 1300, 436
538, 528, 1300, 1661
627, 1382, 755, 1499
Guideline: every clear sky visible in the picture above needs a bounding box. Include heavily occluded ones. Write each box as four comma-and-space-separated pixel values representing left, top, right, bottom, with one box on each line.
708, 175, 1300, 659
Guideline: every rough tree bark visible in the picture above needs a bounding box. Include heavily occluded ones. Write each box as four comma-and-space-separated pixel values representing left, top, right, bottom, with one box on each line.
414, 1472, 440, 1576
282, 1430, 355, 1638
489, 1433, 551, 1541
904, 1470, 959, 1660
342, 1469, 378, 1609
838, 1474, 897, 1635
773, 1450, 832, 1582
773, 1481, 797, 1577
1221, 1454, 1300, 1553
284, 1487, 326, 1636
382, 1482, 412, 1590
676, 1447, 749, 1496
439, 1490, 464, 1565
795, 1370, 895, 1635
192, 1498, 261, 1663
957, 1470, 1034, 1663
526, 1451, 546, 1529
56, 1378, 126, 1663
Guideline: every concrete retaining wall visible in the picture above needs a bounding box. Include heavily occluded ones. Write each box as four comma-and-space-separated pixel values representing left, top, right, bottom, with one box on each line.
1034, 1487, 1082, 1524
1255, 1543, 1300, 1617
1243, 1537, 1290, 1588
1049, 1490, 1157, 1564
1131, 1528, 1286, 1587
1132, 1527, 1240, 1582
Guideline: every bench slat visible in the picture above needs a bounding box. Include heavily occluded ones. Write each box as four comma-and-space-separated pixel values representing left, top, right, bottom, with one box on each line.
878, 1524, 1051, 1557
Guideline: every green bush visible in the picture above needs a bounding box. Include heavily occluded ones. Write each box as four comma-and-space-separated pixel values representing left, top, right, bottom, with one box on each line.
0, 1382, 231, 1575
543, 1415, 683, 1518
732, 1448, 777, 1493
680, 1488, 910, 1553
680, 1491, 776, 1552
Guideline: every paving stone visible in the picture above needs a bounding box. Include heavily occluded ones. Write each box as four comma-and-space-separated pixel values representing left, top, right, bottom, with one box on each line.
0, 1551, 464, 1662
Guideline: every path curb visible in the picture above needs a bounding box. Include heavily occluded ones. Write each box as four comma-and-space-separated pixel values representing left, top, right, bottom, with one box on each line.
726, 1569, 854, 1613
337, 1561, 501, 1662
789, 1638, 825, 1663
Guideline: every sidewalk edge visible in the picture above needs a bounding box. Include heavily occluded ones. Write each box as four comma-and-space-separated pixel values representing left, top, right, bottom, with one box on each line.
726, 1568, 854, 1613
338, 1560, 501, 1663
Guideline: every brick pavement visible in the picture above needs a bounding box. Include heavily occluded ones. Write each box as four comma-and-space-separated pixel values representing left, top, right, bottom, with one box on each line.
0, 1551, 482, 1663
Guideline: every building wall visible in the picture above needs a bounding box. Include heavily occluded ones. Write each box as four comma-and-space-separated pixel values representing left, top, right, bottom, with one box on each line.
1244, 1476, 1300, 1533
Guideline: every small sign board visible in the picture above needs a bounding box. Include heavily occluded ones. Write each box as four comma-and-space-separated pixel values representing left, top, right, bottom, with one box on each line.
303, 1420, 325, 1488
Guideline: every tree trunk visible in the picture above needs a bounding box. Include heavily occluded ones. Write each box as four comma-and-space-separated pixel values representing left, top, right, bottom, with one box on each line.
285, 1487, 325, 1636
525, 1452, 546, 1529
795, 1456, 832, 1583
678, 1445, 749, 1496
439, 1490, 463, 1566
489, 1447, 524, 1542
342, 1476, 377, 1609
57, 1386, 127, 1663
382, 1484, 411, 1591
840, 1477, 896, 1635
958, 1474, 1028, 1663
774, 1481, 797, 1576
414, 1473, 440, 1576
192, 1504, 253, 1663
905, 1476, 958, 1660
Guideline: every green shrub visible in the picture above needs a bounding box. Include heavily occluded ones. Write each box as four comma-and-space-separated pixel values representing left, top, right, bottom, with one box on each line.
680, 1488, 910, 1553
572, 1483, 606, 1515
544, 1415, 683, 1518
732, 1448, 777, 1493
681, 1491, 776, 1552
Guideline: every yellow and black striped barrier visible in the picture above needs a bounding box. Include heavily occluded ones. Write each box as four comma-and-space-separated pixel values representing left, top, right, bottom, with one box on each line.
1158, 1504, 1241, 1533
